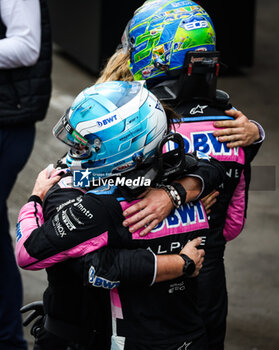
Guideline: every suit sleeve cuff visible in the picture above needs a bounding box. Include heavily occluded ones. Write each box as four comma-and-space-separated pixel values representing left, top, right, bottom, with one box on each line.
28, 195, 42, 206
249, 120, 265, 144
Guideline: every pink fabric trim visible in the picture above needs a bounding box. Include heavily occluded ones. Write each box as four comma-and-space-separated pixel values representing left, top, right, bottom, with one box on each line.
120, 200, 209, 240
174, 122, 245, 164
223, 171, 246, 241
110, 289, 123, 319
26, 231, 108, 270
16, 202, 44, 268
16, 201, 109, 270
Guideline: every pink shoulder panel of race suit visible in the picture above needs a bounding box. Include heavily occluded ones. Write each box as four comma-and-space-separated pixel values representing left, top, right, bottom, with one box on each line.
174, 121, 246, 241
222, 171, 246, 241
15, 173, 107, 270
16, 201, 108, 270
120, 199, 209, 240
16, 201, 44, 269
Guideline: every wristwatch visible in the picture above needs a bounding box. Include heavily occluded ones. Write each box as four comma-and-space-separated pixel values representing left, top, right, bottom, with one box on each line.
179, 254, 196, 277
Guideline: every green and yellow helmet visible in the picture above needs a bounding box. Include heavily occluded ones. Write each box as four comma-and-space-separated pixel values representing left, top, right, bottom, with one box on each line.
122, 0, 216, 83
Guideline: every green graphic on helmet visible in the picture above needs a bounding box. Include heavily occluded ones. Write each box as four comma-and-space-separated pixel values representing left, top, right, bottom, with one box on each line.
126, 0, 216, 82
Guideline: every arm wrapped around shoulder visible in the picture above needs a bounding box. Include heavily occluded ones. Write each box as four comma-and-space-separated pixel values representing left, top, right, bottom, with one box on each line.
188, 151, 226, 200
70, 247, 157, 289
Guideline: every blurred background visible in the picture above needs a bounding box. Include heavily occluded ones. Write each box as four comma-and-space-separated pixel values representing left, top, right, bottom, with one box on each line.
7, 0, 279, 349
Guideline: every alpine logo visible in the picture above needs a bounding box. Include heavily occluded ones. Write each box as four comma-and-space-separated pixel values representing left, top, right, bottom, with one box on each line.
155, 100, 164, 112
195, 150, 211, 161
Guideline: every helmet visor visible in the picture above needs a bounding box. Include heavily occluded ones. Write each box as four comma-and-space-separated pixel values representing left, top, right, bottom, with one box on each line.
53, 109, 88, 149
121, 19, 132, 53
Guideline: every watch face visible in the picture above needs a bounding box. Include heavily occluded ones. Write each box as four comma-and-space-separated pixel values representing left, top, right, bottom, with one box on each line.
185, 260, 196, 276
181, 254, 196, 276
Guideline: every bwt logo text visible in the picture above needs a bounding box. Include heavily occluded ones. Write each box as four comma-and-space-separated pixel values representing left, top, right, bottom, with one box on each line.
97, 114, 117, 127
89, 266, 119, 289
181, 132, 239, 156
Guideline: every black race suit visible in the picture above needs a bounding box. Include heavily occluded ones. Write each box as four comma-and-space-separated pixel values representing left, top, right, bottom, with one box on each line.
169, 93, 263, 349
16, 155, 225, 350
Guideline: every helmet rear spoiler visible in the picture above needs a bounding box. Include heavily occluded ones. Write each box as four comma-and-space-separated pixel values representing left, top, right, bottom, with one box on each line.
151, 51, 220, 105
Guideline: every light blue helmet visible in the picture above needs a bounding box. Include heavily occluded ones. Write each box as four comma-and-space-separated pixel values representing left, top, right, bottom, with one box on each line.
53, 81, 167, 179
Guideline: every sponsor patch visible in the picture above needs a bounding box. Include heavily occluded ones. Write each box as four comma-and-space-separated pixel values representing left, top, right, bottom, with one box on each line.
96, 114, 117, 128
16, 223, 22, 242
88, 266, 120, 289
52, 214, 67, 238
195, 150, 211, 161
168, 281, 186, 294
152, 201, 207, 232
190, 105, 208, 115
73, 198, 94, 219
61, 210, 76, 231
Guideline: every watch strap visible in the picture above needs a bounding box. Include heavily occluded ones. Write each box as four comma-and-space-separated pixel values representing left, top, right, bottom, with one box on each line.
179, 253, 196, 276
170, 182, 187, 204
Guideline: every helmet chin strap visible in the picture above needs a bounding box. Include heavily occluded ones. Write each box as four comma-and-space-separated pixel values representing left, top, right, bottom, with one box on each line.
150, 51, 220, 106
120, 132, 197, 197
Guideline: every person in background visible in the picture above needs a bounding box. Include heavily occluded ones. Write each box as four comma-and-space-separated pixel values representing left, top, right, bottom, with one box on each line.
96, 1, 264, 349
0, 0, 52, 349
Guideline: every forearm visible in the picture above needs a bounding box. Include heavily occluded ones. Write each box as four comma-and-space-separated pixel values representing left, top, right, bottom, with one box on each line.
174, 176, 201, 203
155, 254, 184, 282
174, 153, 225, 200
0, 0, 41, 68
168, 157, 223, 206
16, 197, 45, 269
79, 238, 204, 287
16, 194, 110, 270
77, 248, 185, 288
